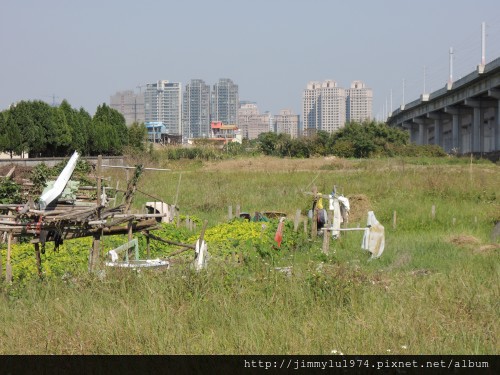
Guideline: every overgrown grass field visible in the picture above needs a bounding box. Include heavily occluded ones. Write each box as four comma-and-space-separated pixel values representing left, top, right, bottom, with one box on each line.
0, 155, 498, 354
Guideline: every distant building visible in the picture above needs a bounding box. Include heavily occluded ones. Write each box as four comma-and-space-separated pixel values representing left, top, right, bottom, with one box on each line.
346, 80, 373, 123
303, 80, 346, 134
237, 103, 271, 140
211, 78, 239, 126
209, 121, 241, 144
182, 79, 211, 139
110, 90, 145, 126
144, 80, 182, 135
275, 109, 300, 139
303, 79, 373, 134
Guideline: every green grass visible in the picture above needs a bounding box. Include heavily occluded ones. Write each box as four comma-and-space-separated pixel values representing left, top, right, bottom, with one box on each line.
0, 155, 498, 354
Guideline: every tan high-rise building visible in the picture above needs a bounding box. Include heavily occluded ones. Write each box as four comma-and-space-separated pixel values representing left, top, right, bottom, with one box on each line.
346, 80, 373, 123
237, 103, 271, 140
110, 90, 145, 126
303, 80, 346, 134
275, 109, 300, 139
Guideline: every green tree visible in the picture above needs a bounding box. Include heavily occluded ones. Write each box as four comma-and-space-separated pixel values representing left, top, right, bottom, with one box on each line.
127, 122, 147, 151
0, 111, 22, 158
89, 119, 110, 155
47, 106, 72, 156
93, 103, 128, 155
60, 100, 88, 154
257, 132, 280, 156
77, 108, 92, 155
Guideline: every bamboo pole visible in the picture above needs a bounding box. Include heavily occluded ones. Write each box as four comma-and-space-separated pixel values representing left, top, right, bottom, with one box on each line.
34, 243, 42, 278
6, 232, 12, 282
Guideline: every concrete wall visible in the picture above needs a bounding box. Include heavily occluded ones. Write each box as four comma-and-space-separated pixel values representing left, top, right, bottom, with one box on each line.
0, 156, 126, 168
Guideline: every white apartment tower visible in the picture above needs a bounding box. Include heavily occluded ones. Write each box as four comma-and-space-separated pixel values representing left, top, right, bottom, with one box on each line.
275, 109, 300, 139
303, 80, 346, 134
346, 80, 373, 123
211, 78, 239, 125
182, 79, 211, 139
110, 90, 145, 126
144, 80, 182, 135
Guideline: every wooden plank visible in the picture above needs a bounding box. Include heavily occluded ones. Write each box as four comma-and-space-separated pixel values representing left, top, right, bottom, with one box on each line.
142, 231, 196, 250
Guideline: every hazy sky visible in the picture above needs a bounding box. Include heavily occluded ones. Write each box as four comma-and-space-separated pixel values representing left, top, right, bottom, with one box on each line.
2, 0, 500, 120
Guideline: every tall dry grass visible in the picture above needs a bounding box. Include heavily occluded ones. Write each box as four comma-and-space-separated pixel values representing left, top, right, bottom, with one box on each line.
0, 155, 498, 354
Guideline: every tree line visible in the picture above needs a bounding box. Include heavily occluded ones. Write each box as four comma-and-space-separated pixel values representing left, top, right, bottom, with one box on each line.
0, 100, 146, 158
257, 121, 446, 158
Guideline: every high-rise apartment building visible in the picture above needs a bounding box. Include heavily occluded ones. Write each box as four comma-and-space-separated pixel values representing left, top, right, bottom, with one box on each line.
110, 90, 145, 126
274, 109, 300, 139
144, 80, 182, 135
237, 102, 270, 140
302, 79, 375, 134
182, 79, 211, 139
346, 80, 373, 123
211, 78, 239, 125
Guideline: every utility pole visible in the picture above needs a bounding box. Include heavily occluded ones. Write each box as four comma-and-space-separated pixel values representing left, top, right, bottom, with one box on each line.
448, 47, 454, 88
481, 21, 486, 67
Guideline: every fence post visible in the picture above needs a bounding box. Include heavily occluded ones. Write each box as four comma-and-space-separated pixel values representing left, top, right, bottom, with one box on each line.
294, 209, 301, 232
322, 229, 330, 254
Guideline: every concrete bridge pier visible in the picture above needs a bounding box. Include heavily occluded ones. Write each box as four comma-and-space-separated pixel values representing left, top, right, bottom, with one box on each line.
444, 106, 463, 153
464, 99, 482, 153
489, 89, 500, 151
413, 118, 429, 145
427, 113, 443, 148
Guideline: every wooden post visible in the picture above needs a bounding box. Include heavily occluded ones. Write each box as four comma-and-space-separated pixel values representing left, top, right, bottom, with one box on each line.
90, 233, 100, 272
294, 209, 301, 232
34, 243, 42, 278
235, 204, 240, 218
96, 155, 102, 208
128, 220, 133, 242
327, 210, 333, 226
228, 205, 233, 221
393, 210, 397, 229
146, 230, 150, 259
322, 229, 330, 254
452, 217, 456, 226
312, 209, 318, 239
185, 216, 190, 229
6, 232, 12, 282
431, 205, 436, 220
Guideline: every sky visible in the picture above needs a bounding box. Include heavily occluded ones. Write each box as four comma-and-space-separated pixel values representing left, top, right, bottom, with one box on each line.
2, 0, 500, 120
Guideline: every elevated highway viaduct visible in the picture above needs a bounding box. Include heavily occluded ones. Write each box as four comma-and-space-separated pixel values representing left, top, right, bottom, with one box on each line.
387, 57, 500, 156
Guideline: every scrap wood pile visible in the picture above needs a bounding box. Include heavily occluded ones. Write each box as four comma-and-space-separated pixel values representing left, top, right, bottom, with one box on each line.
0, 152, 162, 247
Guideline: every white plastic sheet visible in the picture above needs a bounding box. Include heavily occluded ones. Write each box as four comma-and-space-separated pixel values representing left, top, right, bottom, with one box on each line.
361, 211, 385, 258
